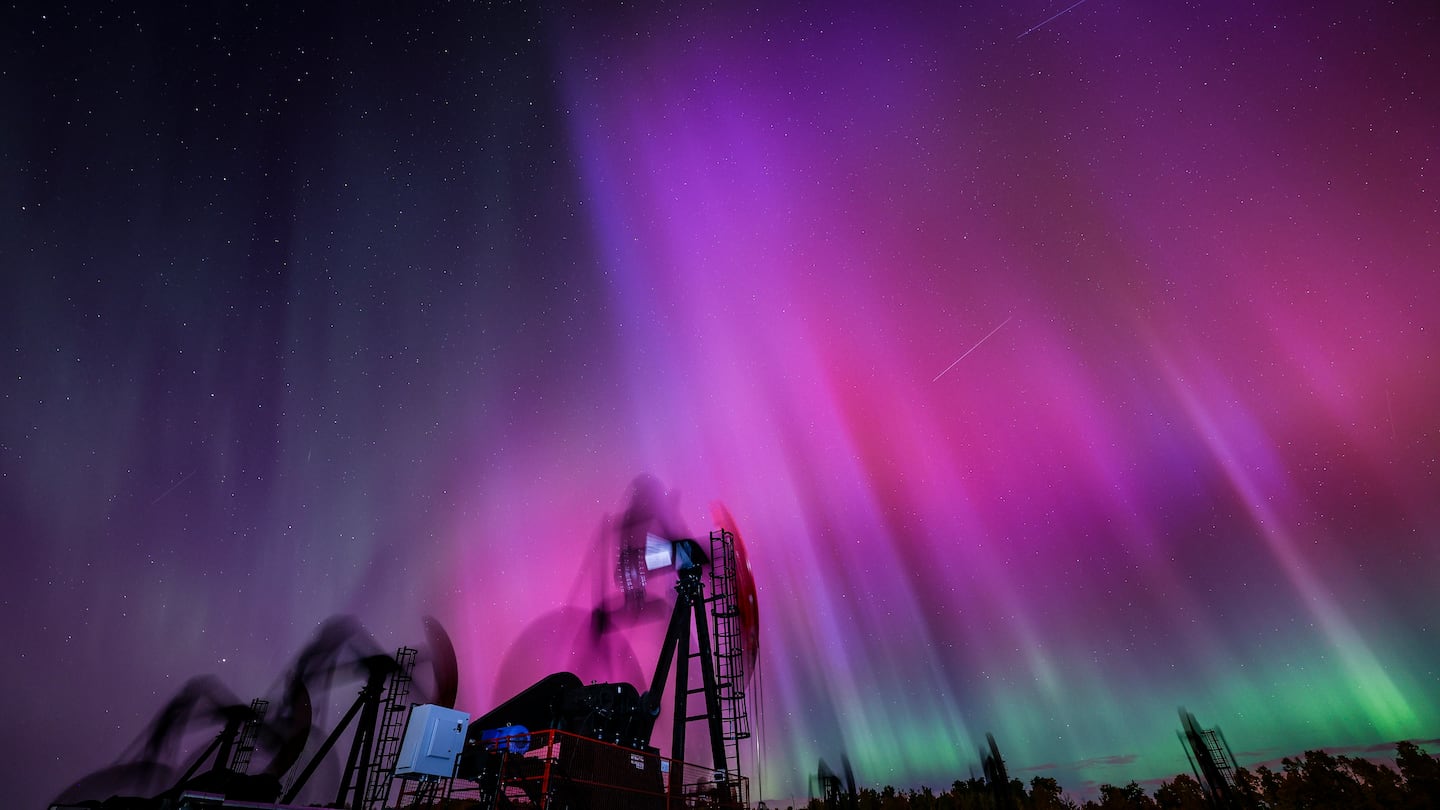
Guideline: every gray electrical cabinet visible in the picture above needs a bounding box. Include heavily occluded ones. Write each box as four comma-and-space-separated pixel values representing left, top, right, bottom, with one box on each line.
394, 704, 470, 778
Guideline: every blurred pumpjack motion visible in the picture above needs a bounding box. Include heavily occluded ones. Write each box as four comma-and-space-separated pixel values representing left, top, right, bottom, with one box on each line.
52, 474, 761, 810
50, 615, 457, 810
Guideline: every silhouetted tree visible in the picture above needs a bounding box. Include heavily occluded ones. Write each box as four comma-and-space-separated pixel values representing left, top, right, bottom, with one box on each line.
804, 742, 1438, 810
908, 785, 938, 810
1029, 775, 1079, 810
1396, 740, 1440, 807
1153, 774, 1208, 810
881, 784, 909, 810
1229, 766, 1266, 809
1279, 750, 1368, 808
1252, 763, 1284, 808
1337, 753, 1405, 808
1086, 782, 1158, 810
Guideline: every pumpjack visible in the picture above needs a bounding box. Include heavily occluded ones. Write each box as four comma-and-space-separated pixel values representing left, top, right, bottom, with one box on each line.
456, 527, 754, 808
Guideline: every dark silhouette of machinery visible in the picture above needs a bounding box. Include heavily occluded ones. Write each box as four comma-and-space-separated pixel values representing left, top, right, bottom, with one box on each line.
53, 479, 755, 810
454, 524, 754, 809
165, 697, 271, 798
281, 651, 402, 807
276, 615, 457, 810
50, 676, 296, 807
814, 755, 857, 810
1177, 707, 1241, 809
51, 616, 457, 810
981, 733, 1017, 809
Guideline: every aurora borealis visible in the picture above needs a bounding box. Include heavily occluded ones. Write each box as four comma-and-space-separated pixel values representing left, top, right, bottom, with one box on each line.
4, 2, 1438, 807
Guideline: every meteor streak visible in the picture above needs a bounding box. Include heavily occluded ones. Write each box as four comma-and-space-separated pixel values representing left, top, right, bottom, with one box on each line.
151, 470, 196, 505
1016, 0, 1092, 40
933, 316, 1013, 382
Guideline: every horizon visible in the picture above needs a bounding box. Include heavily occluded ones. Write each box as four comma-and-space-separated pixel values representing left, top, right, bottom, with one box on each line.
754, 737, 1440, 806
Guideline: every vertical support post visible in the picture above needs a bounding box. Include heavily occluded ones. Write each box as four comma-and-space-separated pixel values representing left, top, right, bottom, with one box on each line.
337, 671, 385, 809
541, 729, 556, 809
691, 595, 728, 779
671, 606, 692, 771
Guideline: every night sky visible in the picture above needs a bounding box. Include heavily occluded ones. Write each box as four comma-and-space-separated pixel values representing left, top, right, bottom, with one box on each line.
5, 1, 1439, 807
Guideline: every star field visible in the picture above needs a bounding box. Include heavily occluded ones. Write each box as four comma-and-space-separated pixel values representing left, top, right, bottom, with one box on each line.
3, 2, 1438, 807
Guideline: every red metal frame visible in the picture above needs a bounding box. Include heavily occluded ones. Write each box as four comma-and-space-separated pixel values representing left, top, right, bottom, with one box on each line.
449, 729, 748, 810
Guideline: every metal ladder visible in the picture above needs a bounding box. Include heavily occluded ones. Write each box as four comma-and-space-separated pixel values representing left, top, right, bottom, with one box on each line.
1201, 727, 1237, 788
228, 698, 268, 774
396, 774, 445, 810
708, 528, 751, 785
361, 646, 417, 810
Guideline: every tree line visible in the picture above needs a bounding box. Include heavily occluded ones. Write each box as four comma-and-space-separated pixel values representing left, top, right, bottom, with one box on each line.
777, 740, 1438, 810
